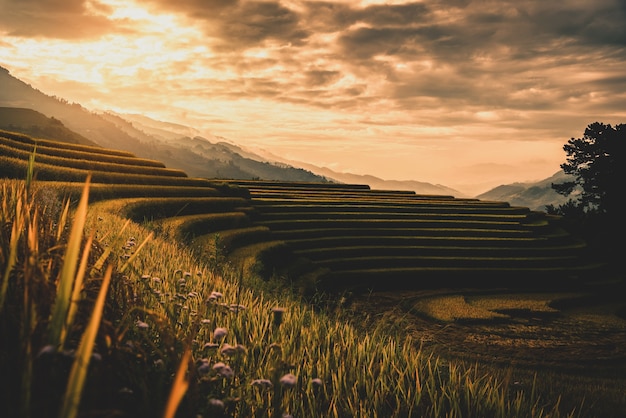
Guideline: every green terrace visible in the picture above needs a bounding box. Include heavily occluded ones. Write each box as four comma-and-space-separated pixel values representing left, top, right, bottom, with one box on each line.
222, 179, 602, 291
0, 130, 604, 294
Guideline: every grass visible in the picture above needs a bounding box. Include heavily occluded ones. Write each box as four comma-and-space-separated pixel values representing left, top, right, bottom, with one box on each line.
0, 129, 137, 157
0, 132, 619, 417
1, 176, 592, 418
409, 293, 567, 323
0, 155, 215, 186
1, 129, 159, 162
92, 196, 250, 222
0, 141, 188, 177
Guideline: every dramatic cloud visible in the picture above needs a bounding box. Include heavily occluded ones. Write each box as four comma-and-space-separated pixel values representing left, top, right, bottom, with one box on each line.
1, 0, 625, 194
0, 0, 123, 38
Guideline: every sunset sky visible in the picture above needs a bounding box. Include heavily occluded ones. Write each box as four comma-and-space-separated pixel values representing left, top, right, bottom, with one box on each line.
1, 0, 625, 195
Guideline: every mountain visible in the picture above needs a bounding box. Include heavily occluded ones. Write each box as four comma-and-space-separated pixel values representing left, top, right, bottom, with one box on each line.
476, 170, 579, 212
245, 148, 465, 197
0, 65, 328, 182
98, 111, 331, 182
0, 106, 99, 146
300, 166, 463, 197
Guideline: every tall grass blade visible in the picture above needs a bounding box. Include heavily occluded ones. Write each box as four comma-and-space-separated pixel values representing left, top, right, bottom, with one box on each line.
48, 174, 91, 349
90, 219, 130, 275
56, 199, 71, 242
119, 231, 153, 273
0, 193, 24, 312
65, 233, 94, 337
25, 147, 36, 193
163, 348, 191, 418
58, 265, 113, 418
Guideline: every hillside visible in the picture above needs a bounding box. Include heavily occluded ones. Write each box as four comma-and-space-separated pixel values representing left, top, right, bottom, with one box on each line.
477, 171, 578, 212
1, 129, 604, 295
0, 66, 330, 183
0, 106, 100, 147
1, 66, 474, 193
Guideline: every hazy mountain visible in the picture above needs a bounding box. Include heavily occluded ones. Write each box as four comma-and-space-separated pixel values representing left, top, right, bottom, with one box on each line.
0, 65, 328, 182
303, 167, 464, 197
105, 111, 201, 141
0, 107, 99, 146
476, 170, 579, 212
1, 65, 524, 196
246, 147, 465, 197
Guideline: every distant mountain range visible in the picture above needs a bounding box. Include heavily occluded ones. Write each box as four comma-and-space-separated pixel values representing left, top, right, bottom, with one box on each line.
476, 170, 578, 212
0, 65, 573, 210
0, 66, 328, 183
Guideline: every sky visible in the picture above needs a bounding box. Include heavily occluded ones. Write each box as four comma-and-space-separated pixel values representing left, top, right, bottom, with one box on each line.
0, 0, 625, 195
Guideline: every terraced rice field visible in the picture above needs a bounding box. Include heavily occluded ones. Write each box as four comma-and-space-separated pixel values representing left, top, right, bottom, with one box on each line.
1, 129, 603, 293
224, 179, 603, 291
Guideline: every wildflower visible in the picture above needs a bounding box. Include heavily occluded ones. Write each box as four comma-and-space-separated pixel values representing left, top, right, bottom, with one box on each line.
201, 319, 211, 325
151, 277, 161, 283
219, 365, 234, 380
229, 304, 246, 312
251, 379, 273, 389
213, 362, 234, 379
140, 274, 151, 280
203, 342, 219, 350
36, 344, 56, 359
135, 320, 149, 329
279, 373, 297, 388
197, 358, 211, 375
272, 307, 286, 327
208, 291, 224, 301
220, 343, 237, 357
311, 378, 323, 387
213, 327, 228, 341
208, 398, 225, 412
221, 343, 247, 357
212, 361, 227, 372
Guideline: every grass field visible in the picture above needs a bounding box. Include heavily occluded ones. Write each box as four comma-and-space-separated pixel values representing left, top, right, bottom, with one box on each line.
1, 130, 623, 417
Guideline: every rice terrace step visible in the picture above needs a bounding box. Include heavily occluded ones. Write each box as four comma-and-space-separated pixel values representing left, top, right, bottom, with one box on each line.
1, 129, 606, 294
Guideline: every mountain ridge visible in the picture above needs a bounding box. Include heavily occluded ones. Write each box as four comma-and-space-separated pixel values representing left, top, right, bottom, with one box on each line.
0, 65, 329, 183
0, 64, 570, 208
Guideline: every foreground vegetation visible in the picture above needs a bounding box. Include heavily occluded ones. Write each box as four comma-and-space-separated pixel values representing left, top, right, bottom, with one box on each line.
1, 126, 623, 417
1, 176, 592, 418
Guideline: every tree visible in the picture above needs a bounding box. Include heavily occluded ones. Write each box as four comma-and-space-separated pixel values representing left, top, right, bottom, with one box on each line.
547, 122, 625, 266
548, 122, 624, 219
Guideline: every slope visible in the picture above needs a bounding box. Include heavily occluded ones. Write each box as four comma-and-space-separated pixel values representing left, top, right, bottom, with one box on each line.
0, 66, 331, 183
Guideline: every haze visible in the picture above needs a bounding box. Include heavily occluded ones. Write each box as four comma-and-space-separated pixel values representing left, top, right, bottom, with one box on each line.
1, 0, 625, 195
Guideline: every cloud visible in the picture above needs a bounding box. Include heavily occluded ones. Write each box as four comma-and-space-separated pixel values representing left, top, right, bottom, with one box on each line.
139, 0, 309, 50
1, 0, 625, 193
0, 0, 121, 38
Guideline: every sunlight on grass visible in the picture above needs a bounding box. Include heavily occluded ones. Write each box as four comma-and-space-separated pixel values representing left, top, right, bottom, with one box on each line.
413, 295, 508, 322
0, 138, 593, 418
466, 293, 563, 314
